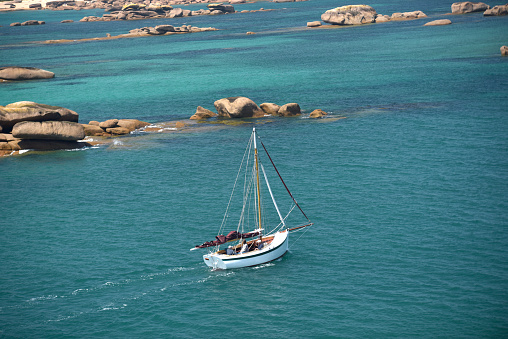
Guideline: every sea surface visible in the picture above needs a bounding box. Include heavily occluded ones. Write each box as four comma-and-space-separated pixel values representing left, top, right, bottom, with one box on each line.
1, 0, 508, 337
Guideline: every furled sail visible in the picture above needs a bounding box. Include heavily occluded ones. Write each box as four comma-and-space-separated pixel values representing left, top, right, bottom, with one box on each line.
193, 230, 260, 249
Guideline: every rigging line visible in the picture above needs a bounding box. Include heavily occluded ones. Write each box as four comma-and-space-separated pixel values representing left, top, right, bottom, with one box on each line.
266, 204, 296, 236
258, 138, 311, 222
218, 133, 254, 236
288, 224, 311, 250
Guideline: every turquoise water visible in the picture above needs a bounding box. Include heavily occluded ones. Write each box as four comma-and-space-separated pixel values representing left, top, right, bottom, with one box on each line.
1, 0, 508, 337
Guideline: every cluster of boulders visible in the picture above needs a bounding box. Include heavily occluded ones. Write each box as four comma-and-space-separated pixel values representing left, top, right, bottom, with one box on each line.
80, 3, 235, 22
0, 101, 153, 155
0, 101, 87, 154
189, 97, 328, 120
312, 3, 507, 28
451, 2, 508, 15
128, 24, 217, 35
317, 5, 427, 26
10, 20, 45, 26
0, 67, 54, 81
82, 119, 149, 136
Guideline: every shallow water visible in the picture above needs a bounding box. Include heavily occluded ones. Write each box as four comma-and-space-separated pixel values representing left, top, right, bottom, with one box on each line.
1, 0, 508, 337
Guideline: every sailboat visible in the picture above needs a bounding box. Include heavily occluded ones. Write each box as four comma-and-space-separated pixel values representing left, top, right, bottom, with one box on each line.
191, 127, 313, 270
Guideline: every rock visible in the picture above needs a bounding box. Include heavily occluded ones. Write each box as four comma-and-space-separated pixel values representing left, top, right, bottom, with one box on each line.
501, 46, 508, 56
451, 2, 490, 14
0, 101, 79, 132
15, 139, 88, 151
12, 121, 85, 141
307, 21, 321, 27
229, 0, 245, 3
424, 19, 452, 26
260, 103, 280, 115
89, 120, 100, 126
0, 133, 17, 142
82, 123, 105, 136
0, 67, 55, 81
246, 31, 256, 35
117, 119, 150, 131
214, 97, 264, 118
391, 11, 427, 20
321, 5, 377, 25
29, 3, 41, 8
21, 20, 45, 26
99, 119, 119, 128
175, 121, 185, 128
278, 103, 301, 117
171, 7, 183, 17
155, 24, 175, 33
61, 20, 74, 23
207, 3, 235, 13
309, 109, 328, 118
105, 127, 131, 135
375, 14, 390, 23
190, 106, 218, 120
484, 4, 508, 16
10, 22, 21, 26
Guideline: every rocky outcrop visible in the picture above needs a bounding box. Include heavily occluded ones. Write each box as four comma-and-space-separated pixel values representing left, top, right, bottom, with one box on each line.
451, 2, 490, 14
80, 3, 236, 22
214, 97, 264, 118
375, 14, 390, 23
278, 103, 301, 117
0, 67, 54, 81
260, 103, 280, 115
484, 4, 508, 16
320, 5, 426, 25
207, 3, 234, 13
83, 118, 149, 136
190, 106, 218, 120
11, 20, 45, 26
321, 5, 377, 25
128, 24, 217, 35
501, 46, 508, 56
391, 11, 427, 20
0, 101, 78, 132
12, 121, 85, 141
424, 19, 452, 26
309, 109, 328, 118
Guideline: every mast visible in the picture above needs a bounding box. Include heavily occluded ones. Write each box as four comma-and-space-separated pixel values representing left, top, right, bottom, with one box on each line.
253, 128, 263, 242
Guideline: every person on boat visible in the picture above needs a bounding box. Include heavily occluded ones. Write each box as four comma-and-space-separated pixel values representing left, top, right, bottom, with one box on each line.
257, 240, 264, 250
240, 240, 249, 254
226, 246, 235, 255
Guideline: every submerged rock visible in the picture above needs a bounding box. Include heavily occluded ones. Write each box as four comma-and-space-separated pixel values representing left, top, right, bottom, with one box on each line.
321, 5, 377, 25
0, 67, 54, 81
424, 19, 452, 26
214, 97, 264, 118
309, 109, 328, 118
451, 2, 490, 14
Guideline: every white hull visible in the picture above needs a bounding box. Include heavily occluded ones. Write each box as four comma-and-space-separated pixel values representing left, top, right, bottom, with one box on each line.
203, 230, 289, 270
